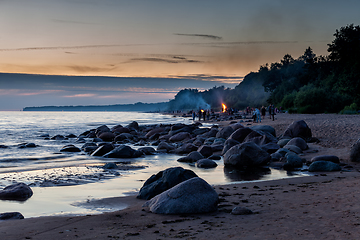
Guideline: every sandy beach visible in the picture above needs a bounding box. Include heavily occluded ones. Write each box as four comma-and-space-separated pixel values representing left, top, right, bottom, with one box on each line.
1, 113, 360, 240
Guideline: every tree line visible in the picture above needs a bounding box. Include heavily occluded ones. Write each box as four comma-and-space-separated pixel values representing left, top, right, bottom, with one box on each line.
169, 24, 360, 114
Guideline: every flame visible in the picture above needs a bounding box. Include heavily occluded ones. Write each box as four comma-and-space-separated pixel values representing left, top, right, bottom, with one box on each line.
222, 103, 227, 112
201, 109, 204, 113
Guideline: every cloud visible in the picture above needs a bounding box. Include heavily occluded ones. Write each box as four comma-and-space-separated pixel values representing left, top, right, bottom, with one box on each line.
128, 57, 202, 64
0, 89, 64, 96
67, 65, 116, 73
175, 33, 223, 40
63, 93, 97, 98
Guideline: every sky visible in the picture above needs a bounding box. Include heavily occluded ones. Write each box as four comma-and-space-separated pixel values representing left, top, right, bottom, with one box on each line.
1, 0, 360, 110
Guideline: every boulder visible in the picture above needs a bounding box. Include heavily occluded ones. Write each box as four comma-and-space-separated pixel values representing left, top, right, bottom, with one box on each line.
228, 127, 253, 143
283, 120, 312, 140
308, 161, 341, 172
66, 134, 77, 138
250, 125, 276, 137
283, 145, 303, 154
60, 144, 81, 152
270, 152, 283, 162
114, 133, 135, 142
204, 128, 218, 138
223, 142, 270, 168
222, 139, 240, 155
311, 155, 340, 164
197, 145, 213, 157
98, 132, 115, 142
137, 167, 198, 200
230, 123, 244, 131
211, 144, 225, 152
112, 127, 130, 135
138, 147, 156, 155
216, 126, 234, 140
91, 143, 114, 156
261, 143, 280, 154
283, 153, 303, 170
169, 132, 191, 142
177, 151, 204, 163
196, 159, 218, 168
350, 139, 360, 162
143, 177, 218, 214
193, 128, 210, 136
174, 143, 198, 154
0, 212, 24, 220
81, 143, 98, 153
157, 142, 175, 153
127, 121, 139, 130
95, 125, 111, 137
51, 135, 66, 140
145, 127, 165, 139
0, 183, 33, 201
285, 137, 308, 150
277, 139, 291, 148
103, 145, 141, 158
275, 148, 291, 157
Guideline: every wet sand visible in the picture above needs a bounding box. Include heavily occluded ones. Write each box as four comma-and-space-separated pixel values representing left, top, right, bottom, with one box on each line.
1, 113, 360, 240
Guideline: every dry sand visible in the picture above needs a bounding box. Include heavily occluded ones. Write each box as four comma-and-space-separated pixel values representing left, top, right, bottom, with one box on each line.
1, 113, 360, 240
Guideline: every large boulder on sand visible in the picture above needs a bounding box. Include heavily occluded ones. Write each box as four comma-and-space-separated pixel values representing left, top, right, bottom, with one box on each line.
137, 167, 198, 200
311, 155, 340, 164
283, 120, 312, 140
350, 139, 360, 162
0, 183, 33, 201
308, 161, 341, 172
285, 137, 308, 150
143, 177, 218, 214
223, 142, 270, 168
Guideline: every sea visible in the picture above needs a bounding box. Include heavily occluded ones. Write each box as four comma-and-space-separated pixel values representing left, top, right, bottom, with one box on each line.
0, 111, 306, 218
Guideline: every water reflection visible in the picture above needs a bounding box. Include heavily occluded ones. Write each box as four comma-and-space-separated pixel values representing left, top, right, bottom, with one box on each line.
223, 166, 271, 182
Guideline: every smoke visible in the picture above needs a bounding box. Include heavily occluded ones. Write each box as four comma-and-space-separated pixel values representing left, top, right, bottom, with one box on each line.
169, 90, 210, 110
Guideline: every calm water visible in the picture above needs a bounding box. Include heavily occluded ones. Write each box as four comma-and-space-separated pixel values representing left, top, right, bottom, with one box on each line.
0, 111, 306, 218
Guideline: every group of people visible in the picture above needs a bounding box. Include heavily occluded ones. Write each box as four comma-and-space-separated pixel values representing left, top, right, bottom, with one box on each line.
191, 109, 211, 121
252, 104, 276, 123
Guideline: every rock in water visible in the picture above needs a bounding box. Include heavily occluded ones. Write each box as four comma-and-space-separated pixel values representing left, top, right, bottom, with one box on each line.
103, 145, 141, 158
308, 161, 341, 172
143, 177, 218, 214
0, 183, 33, 201
196, 159, 218, 168
137, 167, 198, 200
223, 142, 270, 168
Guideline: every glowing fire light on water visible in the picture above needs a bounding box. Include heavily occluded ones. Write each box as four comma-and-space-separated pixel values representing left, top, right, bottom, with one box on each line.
222, 103, 227, 113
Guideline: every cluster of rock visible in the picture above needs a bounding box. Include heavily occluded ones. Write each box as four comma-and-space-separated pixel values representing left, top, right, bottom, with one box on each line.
48, 119, 346, 173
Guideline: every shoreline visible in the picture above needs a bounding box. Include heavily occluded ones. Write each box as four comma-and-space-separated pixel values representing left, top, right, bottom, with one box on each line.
2, 171, 360, 239
1, 113, 360, 239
